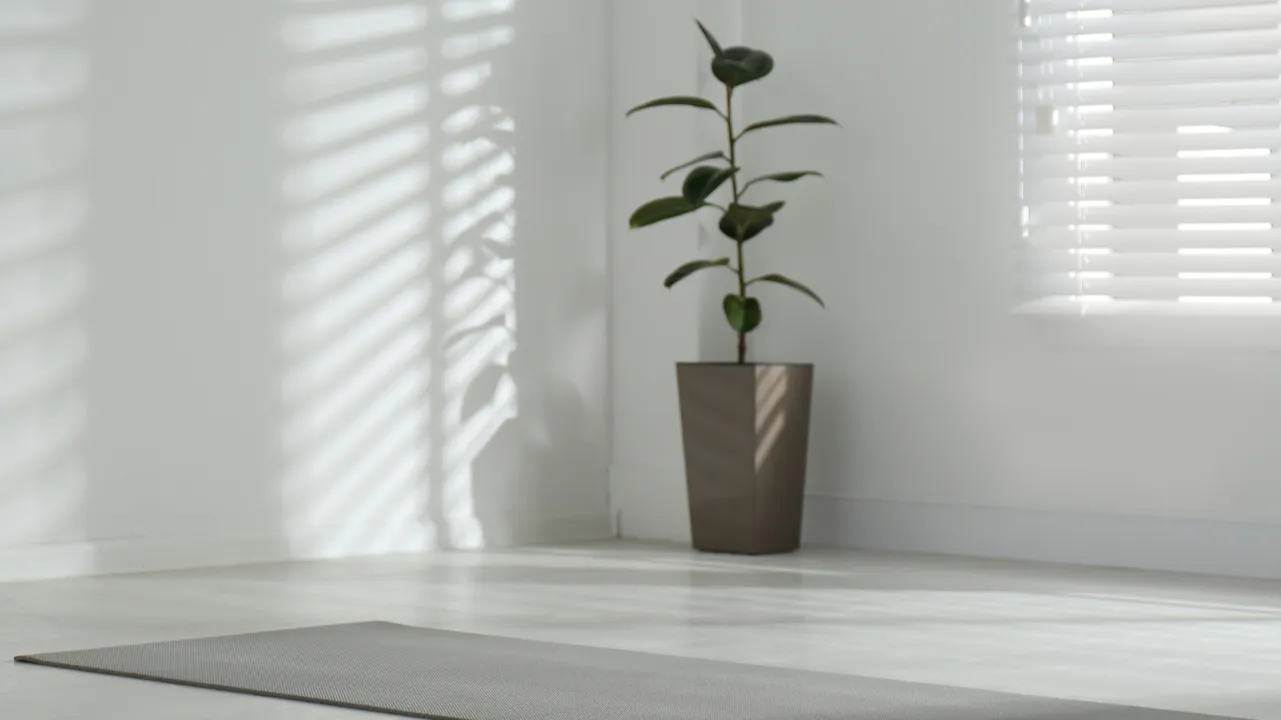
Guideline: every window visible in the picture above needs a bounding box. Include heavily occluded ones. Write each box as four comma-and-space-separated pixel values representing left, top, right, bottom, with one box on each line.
1018, 0, 1281, 313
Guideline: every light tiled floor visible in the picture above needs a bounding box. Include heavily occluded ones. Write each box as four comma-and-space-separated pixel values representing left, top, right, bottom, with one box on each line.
4, 541, 1281, 719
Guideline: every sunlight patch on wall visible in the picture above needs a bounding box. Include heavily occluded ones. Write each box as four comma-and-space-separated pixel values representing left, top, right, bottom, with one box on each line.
279, 0, 436, 557
278, 0, 519, 556
433, 24, 518, 550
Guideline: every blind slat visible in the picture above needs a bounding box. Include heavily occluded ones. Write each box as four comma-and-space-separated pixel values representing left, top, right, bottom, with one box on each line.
1025, 180, 1281, 204
1021, 30, 1281, 63
1021, 55, 1281, 87
1031, 205, 1281, 226
1031, 251, 1281, 275
1023, 80, 1281, 109
1033, 0, 1277, 13
1025, 130, 1281, 157
1028, 229, 1281, 251
1029, 7, 1281, 38
1034, 276, 1281, 299
1026, 156, 1281, 180
1041, 105, 1281, 132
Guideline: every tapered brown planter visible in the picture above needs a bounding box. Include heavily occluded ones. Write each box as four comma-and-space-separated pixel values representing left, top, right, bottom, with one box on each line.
675, 362, 814, 555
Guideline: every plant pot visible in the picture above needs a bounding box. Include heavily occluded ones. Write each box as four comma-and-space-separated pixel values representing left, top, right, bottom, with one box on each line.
675, 362, 814, 555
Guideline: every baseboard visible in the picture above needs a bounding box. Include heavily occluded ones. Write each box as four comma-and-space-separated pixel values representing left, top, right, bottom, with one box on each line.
804, 494, 1281, 579
0, 512, 617, 583
0, 532, 296, 583
491, 512, 616, 548
553, 512, 616, 543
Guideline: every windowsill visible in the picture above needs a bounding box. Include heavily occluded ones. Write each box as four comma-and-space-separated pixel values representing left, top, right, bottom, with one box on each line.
1012, 300, 1281, 349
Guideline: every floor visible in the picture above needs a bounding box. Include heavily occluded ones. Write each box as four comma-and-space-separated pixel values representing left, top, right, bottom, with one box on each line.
3, 542, 1281, 719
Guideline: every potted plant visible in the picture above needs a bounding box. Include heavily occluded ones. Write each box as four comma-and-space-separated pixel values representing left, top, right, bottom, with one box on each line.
626, 21, 838, 555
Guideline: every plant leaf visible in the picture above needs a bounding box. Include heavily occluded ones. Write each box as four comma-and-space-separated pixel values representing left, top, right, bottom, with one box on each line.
660, 151, 729, 182
682, 166, 738, 204
695, 20, 725, 58
743, 298, 763, 332
723, 294, 745, 329
664, 258, 731, 289
712, 47, 774, 88
723, 294, 763, 333
749, 273, 825, 308
718, 203, 777, 242
761, 201, 786, 214
630, 197, 702, 229
626, 96, 722, 117
738, 114, 840, 139
742, 171, 824, 193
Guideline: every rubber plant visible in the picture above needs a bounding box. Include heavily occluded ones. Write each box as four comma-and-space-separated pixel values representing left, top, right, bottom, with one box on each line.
627, 20, 838, 364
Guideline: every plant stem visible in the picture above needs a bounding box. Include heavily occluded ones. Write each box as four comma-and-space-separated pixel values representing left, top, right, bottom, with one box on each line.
726, 84, 747, 365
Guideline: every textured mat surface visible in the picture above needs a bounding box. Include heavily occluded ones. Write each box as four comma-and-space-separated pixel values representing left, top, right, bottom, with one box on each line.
15, 622, 1237, 719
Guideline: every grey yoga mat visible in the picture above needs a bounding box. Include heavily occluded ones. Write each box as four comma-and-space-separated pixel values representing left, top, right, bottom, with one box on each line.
15, 622, 1238, 719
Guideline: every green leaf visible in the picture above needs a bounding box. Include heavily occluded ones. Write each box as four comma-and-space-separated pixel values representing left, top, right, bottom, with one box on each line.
748, 273, 825, 308
682, 166, 738, 204
626, 96, 723, 117
738, 114, 840, 139
742, 171, 824, 194
723, 294, 763, 333
630, 197, 702, 229
761, 201, 786, 214
664, 258, 731, 289
744, 298, 763, 332
718, 203, 777, 242
712, 46, 775, 88
660, 151, 729, 181
695, 20, 725, 58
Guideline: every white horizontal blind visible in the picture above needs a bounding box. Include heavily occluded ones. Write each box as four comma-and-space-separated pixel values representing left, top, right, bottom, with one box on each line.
1019, 0, 1281, 310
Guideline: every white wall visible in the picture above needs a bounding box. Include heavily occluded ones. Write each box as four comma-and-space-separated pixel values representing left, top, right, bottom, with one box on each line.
608, 0, 743, 543
0, 0, 612, 582
742, 0, 1281, 577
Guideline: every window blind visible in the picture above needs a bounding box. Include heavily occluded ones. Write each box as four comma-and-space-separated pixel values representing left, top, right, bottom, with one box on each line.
1019, 0, 1281, 311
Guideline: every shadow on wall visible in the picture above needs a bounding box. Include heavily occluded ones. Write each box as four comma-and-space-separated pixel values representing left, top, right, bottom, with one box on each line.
464, 0, 612, 547
0, 0, 607, 580
278, 0, 568, 557
0, 0, 93, 577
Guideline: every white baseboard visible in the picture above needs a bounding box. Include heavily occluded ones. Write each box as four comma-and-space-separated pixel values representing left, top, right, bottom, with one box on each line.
804, 494, 1281, 579
0, 532, 297, 583
492, 512, 616, 548
0, 512, 616, 583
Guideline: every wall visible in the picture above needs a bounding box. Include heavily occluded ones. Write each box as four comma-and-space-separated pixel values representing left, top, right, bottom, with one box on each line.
608, 0, 743, 543
741, 0, 1281, 578
0, 0, 612, 582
